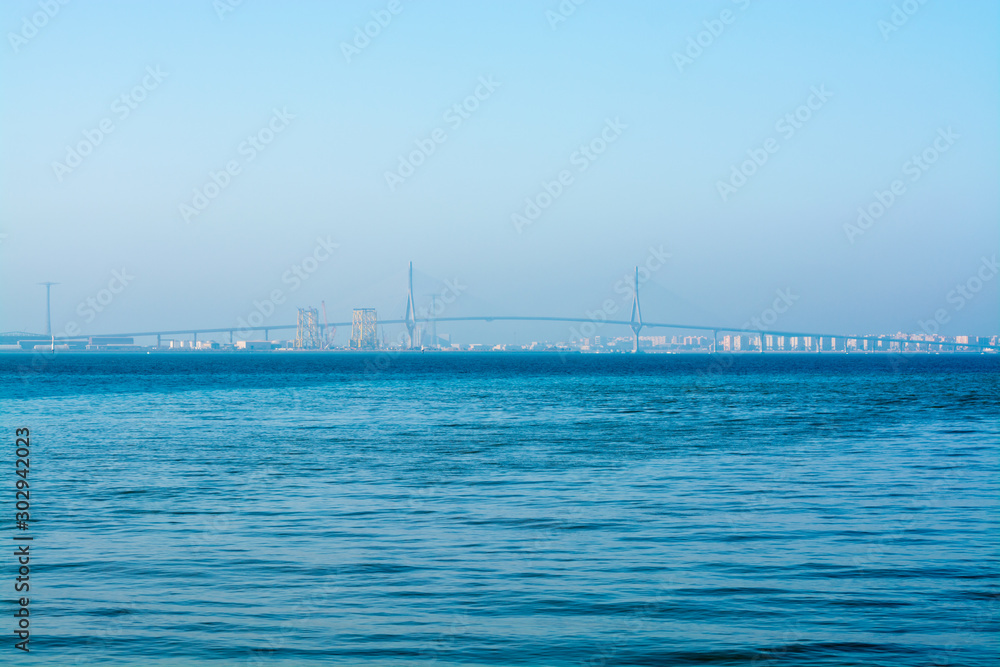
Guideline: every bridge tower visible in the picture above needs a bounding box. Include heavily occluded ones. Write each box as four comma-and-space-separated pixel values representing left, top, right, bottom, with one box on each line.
404, 261, 416, 348
38, 282, 58, 337
629, 266, 643, 353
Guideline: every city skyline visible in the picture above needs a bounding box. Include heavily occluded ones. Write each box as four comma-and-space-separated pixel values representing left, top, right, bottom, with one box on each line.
6, 251, 1000, 347
3, 259, 997, 353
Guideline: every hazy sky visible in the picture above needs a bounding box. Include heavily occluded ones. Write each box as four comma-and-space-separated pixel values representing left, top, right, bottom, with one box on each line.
2, 0, 998, 343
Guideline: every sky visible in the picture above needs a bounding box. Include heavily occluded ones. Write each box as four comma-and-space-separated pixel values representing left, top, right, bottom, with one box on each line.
1, 0, 998, 344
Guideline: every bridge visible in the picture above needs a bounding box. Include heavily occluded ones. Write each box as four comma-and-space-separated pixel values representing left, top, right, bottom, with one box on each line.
40, 264, 999, 353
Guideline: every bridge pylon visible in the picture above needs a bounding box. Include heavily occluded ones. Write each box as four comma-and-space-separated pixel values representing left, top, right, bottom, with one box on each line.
404, 261, 416, 348
38, 282, 58, 338
629, 266, 643, 353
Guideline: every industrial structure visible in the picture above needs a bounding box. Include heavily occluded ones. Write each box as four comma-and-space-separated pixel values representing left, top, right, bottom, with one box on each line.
351, 308, 378, 350
295, 307, 323, 349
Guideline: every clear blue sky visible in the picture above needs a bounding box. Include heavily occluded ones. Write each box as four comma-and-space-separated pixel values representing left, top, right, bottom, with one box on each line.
1, 0, 997, 342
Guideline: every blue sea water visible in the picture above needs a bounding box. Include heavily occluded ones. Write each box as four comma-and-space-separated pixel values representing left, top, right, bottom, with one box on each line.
1, 352, 998, 666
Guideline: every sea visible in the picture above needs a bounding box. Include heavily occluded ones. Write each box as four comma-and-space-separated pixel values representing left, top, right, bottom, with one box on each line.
1, 352, 998, 666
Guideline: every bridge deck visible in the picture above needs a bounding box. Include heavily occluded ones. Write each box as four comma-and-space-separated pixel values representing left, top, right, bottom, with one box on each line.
47, 316, 999, 351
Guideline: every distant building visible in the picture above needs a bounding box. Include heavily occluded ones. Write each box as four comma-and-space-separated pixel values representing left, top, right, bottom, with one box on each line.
235, 341, 275, 351
87, 336, 135, 350
90, 336, 134, 346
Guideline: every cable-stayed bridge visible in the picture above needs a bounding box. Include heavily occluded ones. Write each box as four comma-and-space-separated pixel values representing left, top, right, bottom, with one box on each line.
39, 264, 1000, 353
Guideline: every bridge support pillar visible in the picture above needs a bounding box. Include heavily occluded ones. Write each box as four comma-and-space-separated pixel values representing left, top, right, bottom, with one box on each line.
193, 332, 197, 345
156, 334, 161, 348
629, 266, 643, 353
265, 329, 269, 341
404, 261, 416, 349
230, 330, 234, 344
